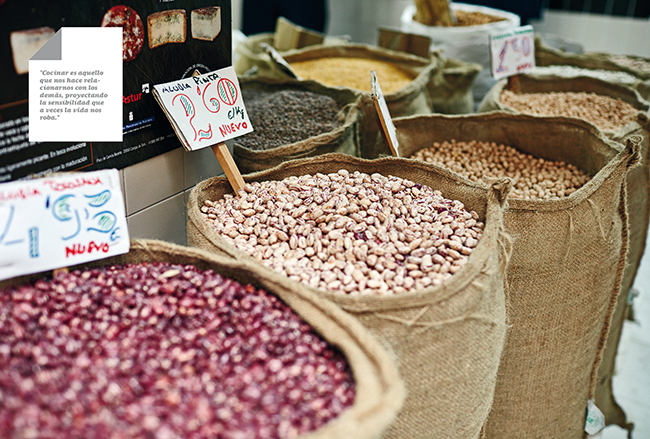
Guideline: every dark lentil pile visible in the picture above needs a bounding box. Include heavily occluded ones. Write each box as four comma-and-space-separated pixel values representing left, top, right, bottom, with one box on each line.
0, 263, 355, 439
239, 89, 342, 151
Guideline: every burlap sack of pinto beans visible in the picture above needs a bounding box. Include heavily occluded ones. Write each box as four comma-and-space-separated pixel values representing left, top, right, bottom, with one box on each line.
233, 76, 364, 174
390, 112, 640, 438
534, 35, 650, 102
479, 75, 650, 431
0, 239, 405, 439
187, 154, 512, 439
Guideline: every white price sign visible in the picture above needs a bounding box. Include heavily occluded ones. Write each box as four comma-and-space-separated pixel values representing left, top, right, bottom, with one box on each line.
153, 66, 254, 151
489, 25, 535, 80
0, 169, 129, 280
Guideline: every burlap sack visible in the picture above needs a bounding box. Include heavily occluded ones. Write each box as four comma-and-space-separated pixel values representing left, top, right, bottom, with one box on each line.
391, 112, 639, 438
234, 32, 351, 78
187, 153, 511, 439
262, 44, 440, 119
479, 76, 650, 431
0, 239, 404, 439
534, 35, 650, 101
427, 56, 482, 114
233, 76, 364, 174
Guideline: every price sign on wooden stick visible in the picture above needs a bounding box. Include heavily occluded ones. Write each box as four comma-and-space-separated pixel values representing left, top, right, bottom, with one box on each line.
371, 71, 400, 157
0, 169, 129, 281
489, 25, 535, 92
153, 66, 251, 192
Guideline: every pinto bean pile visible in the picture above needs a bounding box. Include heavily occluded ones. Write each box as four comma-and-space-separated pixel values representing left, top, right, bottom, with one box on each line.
0, 263, 354, 439
202, 170, 484, 296
410, 139, 591, 200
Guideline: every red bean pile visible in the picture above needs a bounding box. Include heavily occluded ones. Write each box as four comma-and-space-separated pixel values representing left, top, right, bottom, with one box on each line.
0, 263, 355, 439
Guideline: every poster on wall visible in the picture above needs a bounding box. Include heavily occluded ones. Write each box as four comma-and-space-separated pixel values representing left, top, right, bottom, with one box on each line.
0, 1, 232, 183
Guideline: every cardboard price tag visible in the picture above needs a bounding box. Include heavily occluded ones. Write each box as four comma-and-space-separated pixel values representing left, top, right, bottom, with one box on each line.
371, 71, 400, 157
0, 169, 129, 281
153, 66, 254, 152
489, 25, 535, 81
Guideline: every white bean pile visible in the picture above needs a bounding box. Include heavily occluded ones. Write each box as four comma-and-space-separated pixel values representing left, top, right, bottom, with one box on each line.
202, 171, 484, 295
410, 140, 591, 200
500, 89, 639, 132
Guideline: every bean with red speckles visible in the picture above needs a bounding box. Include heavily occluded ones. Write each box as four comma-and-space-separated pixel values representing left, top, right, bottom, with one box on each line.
0, 262, 355, 438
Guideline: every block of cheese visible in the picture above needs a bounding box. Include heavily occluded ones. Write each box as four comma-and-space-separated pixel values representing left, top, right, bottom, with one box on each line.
191, 6, 221, 41
10, 26, 56, 75
147, 9, 186, 49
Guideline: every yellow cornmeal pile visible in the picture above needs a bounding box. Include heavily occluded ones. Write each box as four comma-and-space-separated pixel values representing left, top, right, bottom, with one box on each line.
454, 10, 505, 26
290, 57, 414, 94
500, 90, 640, 132
410, 139, 591, 200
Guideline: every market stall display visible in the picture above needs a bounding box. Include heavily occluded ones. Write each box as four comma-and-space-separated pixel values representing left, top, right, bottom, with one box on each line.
392, 112, 639, 438
0, 240, 405, 439
233, 77, 364, 173
187, 153, 511, 439
479, 75, 650, 430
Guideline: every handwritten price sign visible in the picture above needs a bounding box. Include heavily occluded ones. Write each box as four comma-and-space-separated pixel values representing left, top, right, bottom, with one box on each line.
153, 66, 253, 151
0, 169, 129, 280
489, 25, 535, 81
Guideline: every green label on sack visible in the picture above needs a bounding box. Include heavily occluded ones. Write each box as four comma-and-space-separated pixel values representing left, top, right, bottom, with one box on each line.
585, 400, 605, 435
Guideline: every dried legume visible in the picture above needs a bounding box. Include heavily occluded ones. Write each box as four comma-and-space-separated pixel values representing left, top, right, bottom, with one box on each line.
239, 89, 342, 151
608, 55, 650, 75
289, 57, 414, 94
202, 170, 484, 295
0, 263, 354, 438
500, 89, 639, 132
410, 139, 590, 200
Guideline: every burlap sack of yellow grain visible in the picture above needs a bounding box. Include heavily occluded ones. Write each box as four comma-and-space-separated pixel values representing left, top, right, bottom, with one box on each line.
0, 239, 405, 439
390, 112, 639, 438
187, 153, 512, 439
479, 75, 650, 431
534, 35, 650, 102
234, 32, 351, 78
264, 44, 442, 160
233, 76, 366, 174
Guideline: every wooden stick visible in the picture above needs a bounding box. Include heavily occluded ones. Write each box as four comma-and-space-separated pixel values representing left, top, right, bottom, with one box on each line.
414, 0, 454, 26
373, 98, 399, 157
507, 75, 521, 94
211, 142, 246, 193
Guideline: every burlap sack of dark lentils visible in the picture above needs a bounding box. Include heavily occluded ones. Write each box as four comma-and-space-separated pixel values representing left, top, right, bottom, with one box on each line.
479, 75, 650, 431
233, 76, 364, 174
187, 153, 512, 439
391, 112, 640, 438
0, 239, 405, 439
534, 35, 650, 101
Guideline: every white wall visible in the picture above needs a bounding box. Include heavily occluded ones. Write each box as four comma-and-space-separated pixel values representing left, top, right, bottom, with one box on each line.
531, 10, 650, 57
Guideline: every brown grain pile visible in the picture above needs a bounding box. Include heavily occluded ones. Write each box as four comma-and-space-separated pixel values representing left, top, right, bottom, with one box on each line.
454, 10, 505, 26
